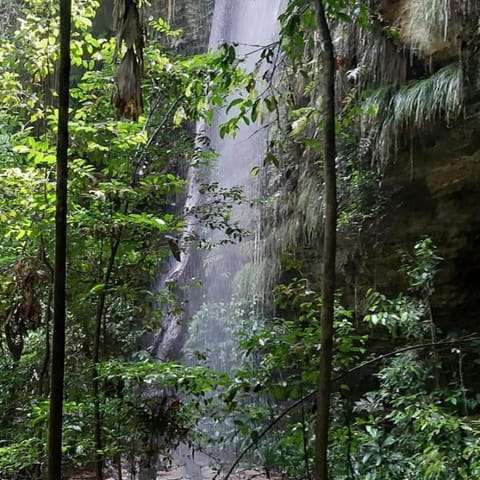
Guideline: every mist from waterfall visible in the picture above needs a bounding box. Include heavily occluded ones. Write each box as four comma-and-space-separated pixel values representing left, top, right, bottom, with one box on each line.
153, 0, 284, 371
183, 0, 285, 373
147, 2, 286, 478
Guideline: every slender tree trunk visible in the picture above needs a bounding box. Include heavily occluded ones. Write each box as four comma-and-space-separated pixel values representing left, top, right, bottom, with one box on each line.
311, 1, 337, 480
93, 233, 122, 480
93, 302, 105, 480
39, 289, 52, 397
40, 237, 54, 398
48, 0, 71, 478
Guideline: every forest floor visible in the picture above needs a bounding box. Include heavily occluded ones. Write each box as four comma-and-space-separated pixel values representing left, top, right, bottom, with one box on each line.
71, 445, 278, 480
72, 467, 275, 480
150, 444, 279, 480
153, 466, 277, 479
146, 444, 279, 480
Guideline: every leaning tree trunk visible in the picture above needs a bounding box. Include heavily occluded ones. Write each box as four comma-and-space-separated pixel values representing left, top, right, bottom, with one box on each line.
311, 1, 337, 480
48, 0, 71, 478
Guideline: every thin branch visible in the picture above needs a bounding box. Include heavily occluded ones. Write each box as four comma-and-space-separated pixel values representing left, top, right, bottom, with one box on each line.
333, 333, 480, 385
238, 41, 281, 58
222, 333, 480, 480
132, 98, 180, 183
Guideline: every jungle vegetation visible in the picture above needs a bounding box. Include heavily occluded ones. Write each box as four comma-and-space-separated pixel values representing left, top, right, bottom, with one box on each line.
0, 1, 479, 479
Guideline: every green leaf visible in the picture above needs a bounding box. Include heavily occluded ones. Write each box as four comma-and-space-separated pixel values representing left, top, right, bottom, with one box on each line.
226, 98, 243, 114
12, 145, 30, 154
250, 166, 261, 178
264, 151, 278, 167
15, 229, 26, 240
264, 95, 277, 112
304, 138, 322, 150
90, 284, 105, 294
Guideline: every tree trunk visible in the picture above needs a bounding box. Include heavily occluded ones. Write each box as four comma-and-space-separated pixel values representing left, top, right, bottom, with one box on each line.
311, 1, 337, 480
93, 233, 122, 480
39, 289, 52, 397
39, 237, 54, 398
48, 0, 71, 478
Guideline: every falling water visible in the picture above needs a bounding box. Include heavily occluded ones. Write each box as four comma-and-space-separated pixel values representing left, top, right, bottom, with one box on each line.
154, 0, 284, 367
200, 0, 284, 304
137, 2, 285, 479
181, 2, 285, 477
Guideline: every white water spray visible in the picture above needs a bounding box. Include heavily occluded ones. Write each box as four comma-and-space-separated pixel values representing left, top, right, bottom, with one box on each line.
154, 0, 284, 367
159, 2, 285, 478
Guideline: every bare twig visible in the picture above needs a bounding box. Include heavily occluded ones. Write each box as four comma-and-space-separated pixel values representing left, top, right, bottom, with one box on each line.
132, 98, 180, 183
222, 334, 480, 480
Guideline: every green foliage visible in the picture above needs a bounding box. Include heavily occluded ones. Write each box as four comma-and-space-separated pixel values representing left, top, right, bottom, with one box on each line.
187, 183, 250, 247
0, 359, 226, 477
364, 289, 427, 341
97, 359, 228, 457
391, 63, 462, 128
0, 0, 258, 475
0, 438, 44, 479
1, 0, 478, 477
202, 279, 365, 476
334, 351, 480, 480
400, 236, 442, 296
185, 299, 260, 372
328, 239, 480, 479
197, 240, 480, 479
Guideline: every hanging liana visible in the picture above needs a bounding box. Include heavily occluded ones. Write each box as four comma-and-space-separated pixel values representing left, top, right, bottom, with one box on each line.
112, 0, 145, 121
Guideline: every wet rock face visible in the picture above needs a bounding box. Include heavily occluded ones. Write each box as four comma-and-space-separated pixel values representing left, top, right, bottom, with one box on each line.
331, 0, 480, 336
94, 0, 213, 53
354, 119, 480, 334
156, 0, 214, 54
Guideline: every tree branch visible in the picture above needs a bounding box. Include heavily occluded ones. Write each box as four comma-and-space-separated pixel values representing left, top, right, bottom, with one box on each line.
222, 333, 480, 480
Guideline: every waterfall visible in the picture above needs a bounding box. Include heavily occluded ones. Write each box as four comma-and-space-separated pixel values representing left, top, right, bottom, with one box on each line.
144, 2, 285, 478
201, 0, 283, 300
154, 0, 284, 367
